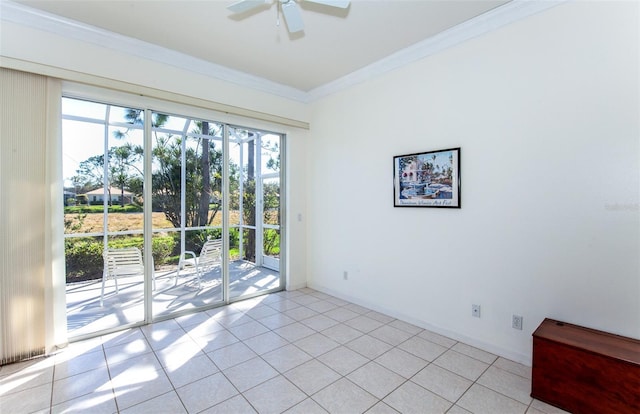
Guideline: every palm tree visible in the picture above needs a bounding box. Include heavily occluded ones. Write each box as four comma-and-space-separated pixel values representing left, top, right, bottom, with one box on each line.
111, 144, 139, 206
196, 121, 212, 227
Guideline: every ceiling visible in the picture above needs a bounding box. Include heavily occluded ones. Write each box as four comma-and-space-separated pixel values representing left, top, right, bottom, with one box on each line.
11, 0, 510, 95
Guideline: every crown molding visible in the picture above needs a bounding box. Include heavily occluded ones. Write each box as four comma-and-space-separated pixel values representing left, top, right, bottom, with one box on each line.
1, 0, 565, 104
0, 0, 309, 102
307, 0, 567, 102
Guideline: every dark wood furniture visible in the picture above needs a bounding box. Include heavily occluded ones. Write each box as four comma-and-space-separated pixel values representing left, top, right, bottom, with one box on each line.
531, 318, 640, 414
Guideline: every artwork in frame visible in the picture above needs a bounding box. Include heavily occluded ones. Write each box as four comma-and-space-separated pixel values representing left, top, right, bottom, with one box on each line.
393, 147, 461, 208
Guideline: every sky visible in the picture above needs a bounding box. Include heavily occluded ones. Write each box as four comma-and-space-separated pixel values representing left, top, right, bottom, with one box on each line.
416, 150, 455, 172
62, 97, 280, 189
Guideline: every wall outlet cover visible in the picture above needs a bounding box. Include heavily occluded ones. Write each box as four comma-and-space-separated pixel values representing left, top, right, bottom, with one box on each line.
512, 315, 523, 330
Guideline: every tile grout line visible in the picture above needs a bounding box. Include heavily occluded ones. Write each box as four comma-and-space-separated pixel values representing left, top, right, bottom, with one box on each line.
229, 298, 372, 412
49, 355, 56, 413
263, 308, 420, 412
449, 354, 533, 414
101, 343, 119, 413
10, 289, 540, 414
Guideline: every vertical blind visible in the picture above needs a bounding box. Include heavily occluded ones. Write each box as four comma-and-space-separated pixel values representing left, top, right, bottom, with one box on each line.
0, 68, 51, 365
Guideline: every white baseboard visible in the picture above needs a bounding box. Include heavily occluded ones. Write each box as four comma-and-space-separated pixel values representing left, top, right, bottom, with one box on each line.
307, 282, 531, 367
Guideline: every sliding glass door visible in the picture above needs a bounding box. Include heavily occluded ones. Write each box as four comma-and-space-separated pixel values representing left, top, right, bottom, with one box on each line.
62, 95, 285, 338
63, 99, 147, 337
228, 128, 282, 300
150, 112, 225, 317
260, 134, 281, 273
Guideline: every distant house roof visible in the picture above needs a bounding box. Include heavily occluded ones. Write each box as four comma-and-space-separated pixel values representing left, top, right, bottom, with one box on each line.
84, 186, 134, 196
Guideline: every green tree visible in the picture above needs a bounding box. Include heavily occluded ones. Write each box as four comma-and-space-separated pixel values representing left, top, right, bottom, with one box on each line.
72, 126, 144, 207
110, 143, 142, 206
149, 117, 223, 229
116, 110, 222, 229
263, 181, 280, 224
74, 153, 118, 204
264, 140, 280, 171
74, 154, 104, 189
197, 121, 211, 227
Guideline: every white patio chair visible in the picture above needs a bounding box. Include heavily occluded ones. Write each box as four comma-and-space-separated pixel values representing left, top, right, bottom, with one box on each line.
100, 247, 155, 306
176, 238, 222, 289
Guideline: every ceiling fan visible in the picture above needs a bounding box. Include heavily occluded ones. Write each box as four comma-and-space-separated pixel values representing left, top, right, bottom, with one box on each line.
227, 0, 350, 34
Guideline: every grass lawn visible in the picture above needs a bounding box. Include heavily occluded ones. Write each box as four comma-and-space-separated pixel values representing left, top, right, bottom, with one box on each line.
65, 210, 242, 234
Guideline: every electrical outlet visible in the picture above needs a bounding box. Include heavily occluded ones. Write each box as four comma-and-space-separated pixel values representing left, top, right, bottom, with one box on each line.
343, 271, 348, 280
512, 315, 523, 330
472, 304, 481, 318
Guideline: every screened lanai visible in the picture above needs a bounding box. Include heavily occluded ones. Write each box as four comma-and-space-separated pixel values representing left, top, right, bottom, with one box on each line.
62, 96, 284, 339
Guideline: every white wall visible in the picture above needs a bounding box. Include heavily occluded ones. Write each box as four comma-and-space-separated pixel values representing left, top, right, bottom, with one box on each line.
2, 0, 638, 364
307, 1, 639, 364
286, 128, 310, 291
0, 20, 309, 123
0, 16, 311, 292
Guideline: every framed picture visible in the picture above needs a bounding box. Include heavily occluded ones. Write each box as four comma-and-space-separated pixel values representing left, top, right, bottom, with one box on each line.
393, 147, 461, 208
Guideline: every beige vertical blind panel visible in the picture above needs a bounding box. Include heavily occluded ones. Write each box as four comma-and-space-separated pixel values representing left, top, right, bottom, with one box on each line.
0, 68, 48, 365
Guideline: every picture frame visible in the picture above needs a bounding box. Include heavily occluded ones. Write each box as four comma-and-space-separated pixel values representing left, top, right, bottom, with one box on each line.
393, 147, 461, 208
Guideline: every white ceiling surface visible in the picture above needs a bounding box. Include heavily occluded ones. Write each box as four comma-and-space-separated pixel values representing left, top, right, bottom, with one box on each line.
9, 1, 512, 92
5, 1, 566, 102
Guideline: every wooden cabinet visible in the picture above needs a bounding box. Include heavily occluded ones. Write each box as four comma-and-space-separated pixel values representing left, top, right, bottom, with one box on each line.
531, 318, 640, 414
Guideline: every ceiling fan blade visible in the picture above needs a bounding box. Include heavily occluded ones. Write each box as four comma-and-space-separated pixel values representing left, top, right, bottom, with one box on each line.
304, 0, 350, 8
281, 1, 304, 33
227, 0, 269, 14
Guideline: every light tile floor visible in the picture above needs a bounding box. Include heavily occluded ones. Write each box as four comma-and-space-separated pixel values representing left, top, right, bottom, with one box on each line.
0, 288, 569, 414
